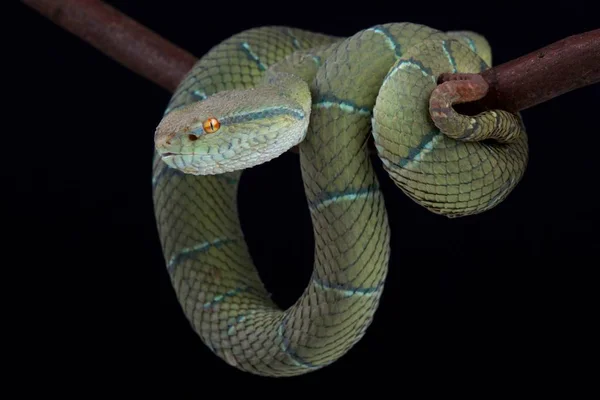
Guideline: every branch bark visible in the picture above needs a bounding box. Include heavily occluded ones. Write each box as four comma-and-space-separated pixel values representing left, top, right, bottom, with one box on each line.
439, 28, 600, 114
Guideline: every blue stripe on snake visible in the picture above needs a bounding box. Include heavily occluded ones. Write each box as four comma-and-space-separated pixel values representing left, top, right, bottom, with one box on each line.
227, 312, 257, 335
278, 318, 319, 369
283, 28, 302, 49
313, 93, 372, 115
192, 90, 207, 100
241, 42, 267, 71
167, 238, 237, 272
442, 40, 458, 73
308, 185, 376, 211
190, 107, 304, 136
218, 106, 305, 125
313, 278, 384, 297
382, 58, 435, 87
203, 286, 249, 309
398, 130, 442, 168
463, 36, 477, 52
367, 25, 403, 58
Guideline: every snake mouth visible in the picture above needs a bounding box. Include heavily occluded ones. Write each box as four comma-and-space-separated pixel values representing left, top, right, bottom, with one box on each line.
160, 152, 195, 158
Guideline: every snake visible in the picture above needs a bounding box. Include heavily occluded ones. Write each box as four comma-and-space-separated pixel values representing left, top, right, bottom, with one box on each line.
151, 22, 529, 377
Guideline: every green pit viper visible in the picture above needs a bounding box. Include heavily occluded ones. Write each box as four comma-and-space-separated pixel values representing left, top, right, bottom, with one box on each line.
152, 22, 528, 377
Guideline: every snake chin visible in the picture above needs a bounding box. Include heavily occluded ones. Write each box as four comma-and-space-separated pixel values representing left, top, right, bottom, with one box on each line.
158, 144, 291, 176
159, 153, 225, 175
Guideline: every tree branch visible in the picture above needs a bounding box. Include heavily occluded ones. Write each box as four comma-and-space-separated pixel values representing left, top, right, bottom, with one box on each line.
438, 29, 600, 115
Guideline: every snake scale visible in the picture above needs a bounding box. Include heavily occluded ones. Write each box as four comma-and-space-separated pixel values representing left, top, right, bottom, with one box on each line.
152, 22, 528, 377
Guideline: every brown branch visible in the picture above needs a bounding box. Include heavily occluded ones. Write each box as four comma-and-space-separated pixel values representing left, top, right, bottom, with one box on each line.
22, 0, 197, 93
439, 29, 600, 114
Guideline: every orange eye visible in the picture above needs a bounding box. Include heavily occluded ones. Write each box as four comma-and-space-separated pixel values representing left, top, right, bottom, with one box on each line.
203, 117, 220, 133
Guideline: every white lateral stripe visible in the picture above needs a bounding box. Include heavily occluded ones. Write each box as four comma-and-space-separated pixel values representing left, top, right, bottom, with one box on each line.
313, 101, 371, 115
309, 190, 372, 211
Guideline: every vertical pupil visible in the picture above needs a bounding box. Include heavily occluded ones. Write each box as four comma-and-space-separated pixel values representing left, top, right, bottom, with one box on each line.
204, 118, 219, 133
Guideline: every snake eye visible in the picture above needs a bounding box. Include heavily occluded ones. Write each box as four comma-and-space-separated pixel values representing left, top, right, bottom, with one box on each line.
203, 117, 220, 134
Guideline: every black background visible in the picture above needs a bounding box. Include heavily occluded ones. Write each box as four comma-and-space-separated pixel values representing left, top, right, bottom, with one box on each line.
15, 0, 598, 393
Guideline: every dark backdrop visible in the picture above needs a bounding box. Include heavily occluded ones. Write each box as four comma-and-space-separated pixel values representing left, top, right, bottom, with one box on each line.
15, 1, 598, 393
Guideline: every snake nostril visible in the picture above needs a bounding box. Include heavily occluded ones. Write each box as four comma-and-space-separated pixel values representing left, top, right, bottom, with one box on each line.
188, 134, 198, 141
155, 133, 173, 148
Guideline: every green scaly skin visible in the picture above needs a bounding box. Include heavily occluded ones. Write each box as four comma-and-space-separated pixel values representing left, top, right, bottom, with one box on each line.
152, 23, 528, 377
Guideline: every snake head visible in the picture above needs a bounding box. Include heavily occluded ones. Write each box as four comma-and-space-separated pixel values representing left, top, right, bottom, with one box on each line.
154, 87, 308, 176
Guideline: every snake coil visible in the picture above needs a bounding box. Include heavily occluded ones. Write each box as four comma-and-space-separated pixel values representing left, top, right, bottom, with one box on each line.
152, 22, 528, 377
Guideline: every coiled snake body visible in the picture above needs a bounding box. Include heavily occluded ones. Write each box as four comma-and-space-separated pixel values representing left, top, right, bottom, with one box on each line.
152, 22, 528, 377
